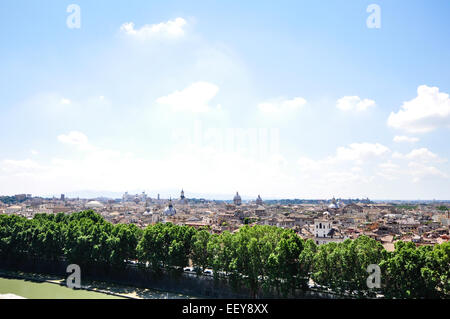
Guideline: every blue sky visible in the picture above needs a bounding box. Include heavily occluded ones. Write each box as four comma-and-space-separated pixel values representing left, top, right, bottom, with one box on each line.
0, 0, 449, 199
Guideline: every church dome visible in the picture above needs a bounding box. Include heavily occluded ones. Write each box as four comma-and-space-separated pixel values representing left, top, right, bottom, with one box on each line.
328, 202, 338, 209
143, 209, 153, 216
164, 199, 176, 216
86, 200, 104, 208
328, 197, 338, 209
233, 192, 242, 206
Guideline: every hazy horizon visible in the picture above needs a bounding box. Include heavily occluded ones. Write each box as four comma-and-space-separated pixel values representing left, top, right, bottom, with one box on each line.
2, 189, 449, 202
1, 1, 449, 199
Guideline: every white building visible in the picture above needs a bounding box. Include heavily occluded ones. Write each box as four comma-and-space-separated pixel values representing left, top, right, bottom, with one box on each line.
123, 191, 147, 203
314, 218, 346, 245
315, 219, 332, 237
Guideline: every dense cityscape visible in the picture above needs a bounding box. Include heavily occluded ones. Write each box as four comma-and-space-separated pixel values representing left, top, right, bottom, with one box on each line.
1, 190, 449, 299
2, 191, 449, 250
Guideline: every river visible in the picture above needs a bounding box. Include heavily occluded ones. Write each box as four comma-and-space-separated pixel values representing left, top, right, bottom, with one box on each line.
0, 277, 123, 299
0, 273, 196, 299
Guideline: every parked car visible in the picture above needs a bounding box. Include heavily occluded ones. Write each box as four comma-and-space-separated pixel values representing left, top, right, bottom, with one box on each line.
183, 267, 194, 273
203, 269, 213, 276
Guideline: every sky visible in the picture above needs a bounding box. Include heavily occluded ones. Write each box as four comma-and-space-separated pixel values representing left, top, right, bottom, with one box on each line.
0, 0, 449, 200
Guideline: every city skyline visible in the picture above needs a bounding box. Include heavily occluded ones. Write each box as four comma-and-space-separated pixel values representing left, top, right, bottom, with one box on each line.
2, 189, 449, 203
1, 1, 450, 200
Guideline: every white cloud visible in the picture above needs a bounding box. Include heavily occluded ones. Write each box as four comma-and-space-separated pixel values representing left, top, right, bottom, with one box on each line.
58, 131, 88, 146
120, 18, 187, 39
296, 155, 375, 197
294, 141, 449, 197
324, 171, 374, 184
258, 97, 307, 114
377, 161, 400, 181
334, 143, 390, 164
0, 132, 295, 197
404, 148, 445, 163
336, 96, 375, 111
376, 172, 398, 181
156, 82, 219, 113
351, 166, 362, 172
392, 151, 403, 159
407, 162, 448, 182
2, 134, 449, 199
295, 142, 390, 196
393, 135, 419, 143
297, 156, 327, 172
379, 161, 399, 170
298, 143, 390, 173
1, 159, 44, 176
57, 131, 94, 151
387, 85, 450, 133
384, 148, 448, 183
391, 147, 445, 163
60, 98, 71, 105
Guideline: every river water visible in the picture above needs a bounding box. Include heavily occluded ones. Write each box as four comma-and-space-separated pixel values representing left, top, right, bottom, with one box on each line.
0, 275, 196, 299
0, 277, 122, 299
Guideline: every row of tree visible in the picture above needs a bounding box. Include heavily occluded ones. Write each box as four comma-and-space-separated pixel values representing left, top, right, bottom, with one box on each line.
0, 210, 448, 298
0, 211, 142, 269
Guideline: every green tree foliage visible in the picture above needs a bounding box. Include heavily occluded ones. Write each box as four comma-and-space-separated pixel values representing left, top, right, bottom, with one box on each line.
380, 241, 449, 298
203, 225, 304, 297
298, 239, 317, 289
421, 242, 450, 296
0, 210, 142, 271
191, 229, 211, 274
110, 223, 143, 268
207, 231, 238, 284
0, 211, 448, 298
137, 222, 195, 272
311, 236, 386, 297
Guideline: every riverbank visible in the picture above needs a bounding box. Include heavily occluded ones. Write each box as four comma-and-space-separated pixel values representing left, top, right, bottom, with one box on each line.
0, 275, 123, 299
0, 257, 250, 298
0, 269, 195, 299
0, 293, 26, 299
